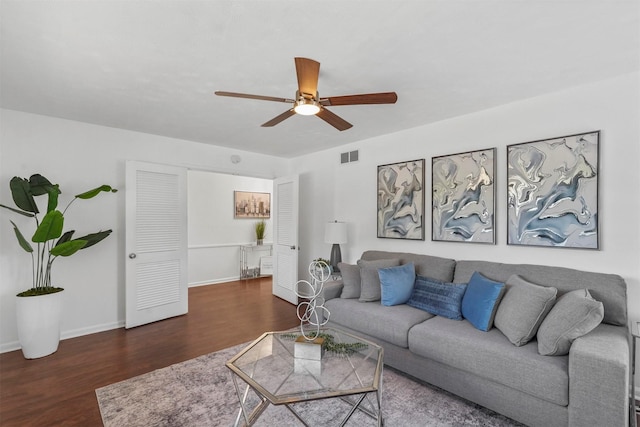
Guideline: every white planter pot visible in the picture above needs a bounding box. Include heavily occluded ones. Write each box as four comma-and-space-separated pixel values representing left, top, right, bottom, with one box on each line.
16, 290, 64, 359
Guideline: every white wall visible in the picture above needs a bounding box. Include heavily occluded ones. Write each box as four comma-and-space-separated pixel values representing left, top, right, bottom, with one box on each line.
293, 72, 640, 388
1, 72, 638, 388
0, 109, 288, 352
188, 170, 273, 285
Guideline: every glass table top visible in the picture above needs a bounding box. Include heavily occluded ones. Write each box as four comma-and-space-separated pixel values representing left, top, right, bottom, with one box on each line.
226, 328, 384, 405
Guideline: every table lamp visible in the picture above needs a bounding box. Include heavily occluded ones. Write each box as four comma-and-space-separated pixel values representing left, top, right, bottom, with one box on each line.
324, 220, 347, 273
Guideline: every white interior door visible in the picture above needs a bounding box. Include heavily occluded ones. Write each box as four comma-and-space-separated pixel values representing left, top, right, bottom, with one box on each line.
272, 175, 299, 304
125, 161, 188, 328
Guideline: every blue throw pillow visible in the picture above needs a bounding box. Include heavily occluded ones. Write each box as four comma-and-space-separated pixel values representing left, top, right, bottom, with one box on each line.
378, 262, 416, 306
461, 272, 506, 331
406, 276, 467, 320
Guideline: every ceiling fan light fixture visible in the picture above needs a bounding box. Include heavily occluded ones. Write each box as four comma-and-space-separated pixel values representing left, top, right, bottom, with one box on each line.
216, 58, 396, 130
294, 98, 320, 116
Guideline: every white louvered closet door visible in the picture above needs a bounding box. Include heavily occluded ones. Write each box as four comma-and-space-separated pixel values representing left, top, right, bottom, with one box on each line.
272, 175, 299, 304
125, 161, 188, 328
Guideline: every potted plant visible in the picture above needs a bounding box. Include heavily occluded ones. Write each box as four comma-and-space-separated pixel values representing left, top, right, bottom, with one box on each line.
255, 219, 266, 245
0, 174, 117, 358
312, 258, 332, 278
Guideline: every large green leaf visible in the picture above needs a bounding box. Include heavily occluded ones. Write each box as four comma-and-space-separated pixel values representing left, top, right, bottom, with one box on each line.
28, 174, 56, 196
76, 230, 112, 249
9, 177, 38, 213
75, 185, 117, 199
32, 210, 64, 243
10, 221, 33, 253
55, 230, 75, 246
46, 184, 60, 212
27, 175, 60, 212
0, 203, 35, 217
50, 239, 87, 257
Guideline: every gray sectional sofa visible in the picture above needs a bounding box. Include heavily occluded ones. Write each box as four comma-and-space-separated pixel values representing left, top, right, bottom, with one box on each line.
322, 250, 630, 427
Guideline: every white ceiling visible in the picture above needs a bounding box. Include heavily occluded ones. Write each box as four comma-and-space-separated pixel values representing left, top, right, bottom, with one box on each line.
1, 1, 638, 158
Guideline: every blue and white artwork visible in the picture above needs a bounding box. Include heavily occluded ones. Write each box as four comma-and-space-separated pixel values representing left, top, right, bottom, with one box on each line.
432, 148, 495, 243
377, 159, 425, 240
507, 131, 599, 249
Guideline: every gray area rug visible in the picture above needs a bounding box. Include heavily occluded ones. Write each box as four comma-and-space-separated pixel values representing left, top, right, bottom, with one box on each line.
96, 343, 522, 426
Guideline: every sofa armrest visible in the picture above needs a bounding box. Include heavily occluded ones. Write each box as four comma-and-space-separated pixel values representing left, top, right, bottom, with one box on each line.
321, 280, 343, 301
568, 323, 630, 427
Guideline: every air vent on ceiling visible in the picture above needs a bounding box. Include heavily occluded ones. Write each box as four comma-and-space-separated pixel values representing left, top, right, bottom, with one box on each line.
340, 150, 359, 164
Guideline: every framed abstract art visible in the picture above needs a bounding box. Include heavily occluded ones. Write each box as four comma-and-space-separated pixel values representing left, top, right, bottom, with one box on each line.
507, 131, 599, 249
432, 148, 496, 244
377, 159, 425, 240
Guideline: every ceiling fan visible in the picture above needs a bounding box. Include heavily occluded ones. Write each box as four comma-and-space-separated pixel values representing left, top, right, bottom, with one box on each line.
215, 57, 398, 131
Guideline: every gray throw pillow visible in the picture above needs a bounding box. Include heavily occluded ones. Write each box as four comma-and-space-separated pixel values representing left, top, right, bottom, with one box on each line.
494, 275, 558, 346
339, 262, 361, 299
357, 258, 400, 302
537, 289, 604, 356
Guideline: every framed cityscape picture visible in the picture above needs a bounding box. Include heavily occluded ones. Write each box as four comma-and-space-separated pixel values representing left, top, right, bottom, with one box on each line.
507, 131, 599, 249
377, 159, 425, 240
432, 148, 496, 244
234, 191, 271, 218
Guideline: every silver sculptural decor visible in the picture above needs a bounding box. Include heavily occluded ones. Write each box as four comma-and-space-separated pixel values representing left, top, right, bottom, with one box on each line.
377, 159, 425, 240
507, 131, 599, 249
294, 260, 331, 340
432, 148, 496, 244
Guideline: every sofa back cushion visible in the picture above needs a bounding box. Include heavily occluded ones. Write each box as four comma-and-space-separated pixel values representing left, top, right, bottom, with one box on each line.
379, 262, 416, 306
338, 262, 361, 299
453, 260, 627, 326
536, 289, 604, 356
357, 258, 400, 302
406, 276, 467, 320
361, 251, 456, 283
461, 272, 506, 331
494, 275, 558, 346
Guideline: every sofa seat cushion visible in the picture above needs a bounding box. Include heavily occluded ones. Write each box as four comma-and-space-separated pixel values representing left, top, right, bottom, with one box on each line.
408, 316, 569, 406
325, 298, 433, 348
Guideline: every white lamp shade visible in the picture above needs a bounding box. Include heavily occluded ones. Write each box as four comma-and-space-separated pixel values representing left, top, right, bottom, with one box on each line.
324, 221, 347, 244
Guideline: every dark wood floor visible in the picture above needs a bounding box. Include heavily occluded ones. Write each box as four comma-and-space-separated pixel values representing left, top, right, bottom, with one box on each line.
0, 278, 299, 427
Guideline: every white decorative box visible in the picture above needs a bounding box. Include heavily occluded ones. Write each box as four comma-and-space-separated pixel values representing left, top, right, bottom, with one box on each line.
294, 358, 322, 376
294, 335, 324, 361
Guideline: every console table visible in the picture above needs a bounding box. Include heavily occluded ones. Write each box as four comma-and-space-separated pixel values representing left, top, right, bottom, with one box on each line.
240, 243, 272, 279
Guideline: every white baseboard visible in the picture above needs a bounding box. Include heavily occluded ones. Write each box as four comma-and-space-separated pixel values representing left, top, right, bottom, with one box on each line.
189, 276, 239, 287
0, 320, 125, 354
61, 320, 124, 341
0, 341, 20, 354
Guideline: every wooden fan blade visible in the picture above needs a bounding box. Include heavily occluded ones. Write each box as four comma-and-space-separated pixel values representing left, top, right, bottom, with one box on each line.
261, 109, 296, 127
215, 91, 294, 103
294, 57, 320, 97
320, 92, 398, 106
316, 108, 352, 131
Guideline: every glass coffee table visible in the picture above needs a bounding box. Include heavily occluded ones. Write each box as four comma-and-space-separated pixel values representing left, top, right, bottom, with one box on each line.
226, 328, 384, 426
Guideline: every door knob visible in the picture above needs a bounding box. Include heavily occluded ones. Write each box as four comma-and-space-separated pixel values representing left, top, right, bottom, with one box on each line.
290, 245, 296, 250
129, 253, 137, 259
